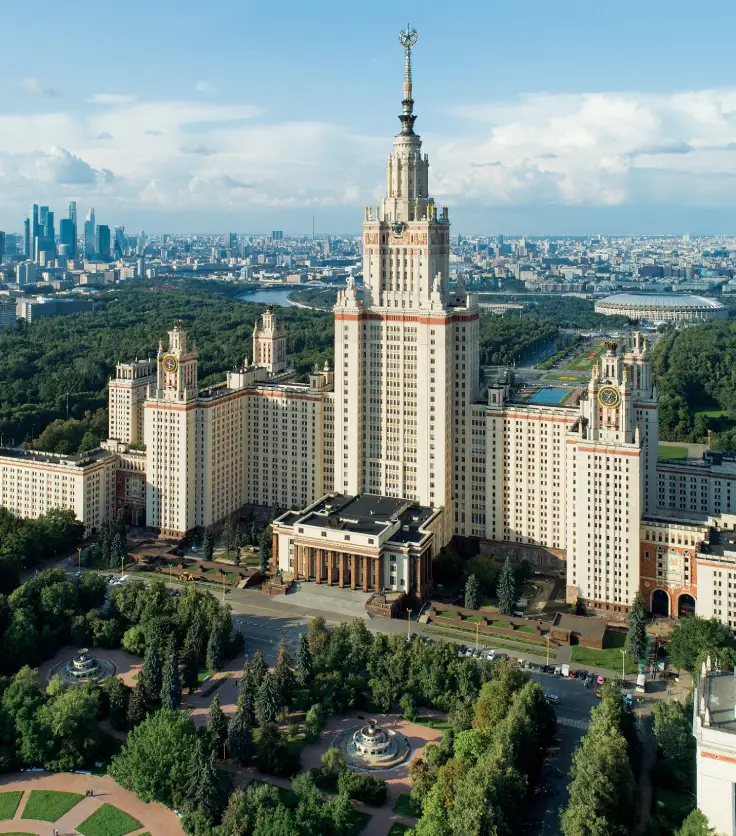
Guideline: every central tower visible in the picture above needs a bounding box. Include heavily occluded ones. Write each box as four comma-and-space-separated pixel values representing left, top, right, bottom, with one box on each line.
334, 29, 478, 545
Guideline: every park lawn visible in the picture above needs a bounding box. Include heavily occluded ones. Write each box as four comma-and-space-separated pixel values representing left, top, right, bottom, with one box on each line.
465, 615, 485, 623
570, 645, 637, 674
77, 803, 142, 836
658, 444, 688, 460
349, 809, 372, 834
392, 794, 420, 818
0, 792, 24, 820
389, 824, 413, 835
516, 625, 535, 634
695, 408, 728, 418
490, 620, 510, 628
426, 624, 545, 653
21, 790, 84, 822
197, 668, 214, 684
435, 610, 456, 620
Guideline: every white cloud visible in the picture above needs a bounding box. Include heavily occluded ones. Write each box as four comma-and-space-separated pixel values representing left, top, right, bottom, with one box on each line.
195, 81, 216, 95
4, 87, 736, 225
88, 93, 136, 105
10, 76, 59, 97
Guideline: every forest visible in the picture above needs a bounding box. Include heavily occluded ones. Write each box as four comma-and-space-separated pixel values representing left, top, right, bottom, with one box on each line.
652, 320, 736, 450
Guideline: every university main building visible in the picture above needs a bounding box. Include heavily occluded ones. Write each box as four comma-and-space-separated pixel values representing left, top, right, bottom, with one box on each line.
3, 31, 736, 625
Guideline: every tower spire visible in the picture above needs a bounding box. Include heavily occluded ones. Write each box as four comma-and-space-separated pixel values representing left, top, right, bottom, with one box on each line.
398, 25, 418, 136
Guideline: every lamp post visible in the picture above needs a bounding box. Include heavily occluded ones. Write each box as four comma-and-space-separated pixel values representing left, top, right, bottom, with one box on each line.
77, 547, 82, 572
407, 609, 412, 640
475, 621, 480, 652
546, 634, 551, 667
620, 649, 626, 683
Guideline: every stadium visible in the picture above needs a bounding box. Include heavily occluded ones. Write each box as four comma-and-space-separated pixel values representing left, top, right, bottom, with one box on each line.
594, 293, 728, 322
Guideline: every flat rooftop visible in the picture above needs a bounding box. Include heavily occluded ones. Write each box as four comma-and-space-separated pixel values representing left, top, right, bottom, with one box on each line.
701, 672, 736, 734
510, 386, 583, 409
0, 446, 113, 468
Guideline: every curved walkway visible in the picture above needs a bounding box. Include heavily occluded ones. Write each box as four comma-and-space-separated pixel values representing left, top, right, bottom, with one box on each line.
0, 772, 184, 836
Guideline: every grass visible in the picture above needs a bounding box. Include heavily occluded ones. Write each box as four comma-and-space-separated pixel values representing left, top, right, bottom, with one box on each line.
561, 340, 605, 371
0, 792, 24, 820
201, 671, 233, 697
516, 625, 536, 634
349, 809, 372, 834
77, 804, 142, 836
570, 633, 637, 674
465, 615, 485, 623
658, 444, 689, 460
388, 825, 413, 835
490, 620, 511, 628
413, 714, 452, 731
197, 668, 214, 684
435, 610, 457, 620
425, 624, 546, 652
695, 408, 728, 419
392, 794, 420, 818
21, 790, 84, 822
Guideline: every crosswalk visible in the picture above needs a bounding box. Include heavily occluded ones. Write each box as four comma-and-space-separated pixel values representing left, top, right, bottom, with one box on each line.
556, 716, 589, 730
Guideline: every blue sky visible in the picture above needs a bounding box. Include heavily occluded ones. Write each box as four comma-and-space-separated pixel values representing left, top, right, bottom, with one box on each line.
3, 0, 736, 234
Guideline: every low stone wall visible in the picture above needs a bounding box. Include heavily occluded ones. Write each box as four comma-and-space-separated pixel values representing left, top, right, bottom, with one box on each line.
366, 591, 406, 618
261, 579, 292, 596
427, 602, 547, 645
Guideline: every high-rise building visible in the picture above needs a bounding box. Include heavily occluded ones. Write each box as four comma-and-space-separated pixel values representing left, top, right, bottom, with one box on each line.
59, 218, 75, 259
23, 218, 30, 259
113, 226, 125, 260
95, 224, 111, 262
15, 261, 37, 286
0, 232, 5, 262
252, 308, 287, 373
271, 230, 284, 241
332, 27, 471, 551
84, 209, 96, 259
225, 232, 237, 250
68, 201, 77, 259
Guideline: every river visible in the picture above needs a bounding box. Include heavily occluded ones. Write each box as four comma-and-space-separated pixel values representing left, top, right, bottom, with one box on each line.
238, 287, 297, 307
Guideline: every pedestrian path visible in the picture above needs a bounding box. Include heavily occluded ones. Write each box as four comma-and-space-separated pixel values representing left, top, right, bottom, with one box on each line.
556, 716, 589, 730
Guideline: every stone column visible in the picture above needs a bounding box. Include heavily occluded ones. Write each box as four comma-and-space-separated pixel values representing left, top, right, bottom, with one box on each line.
339, 552, 345, 588
362, 555, 369, 592
271, 532, 278, 573
416, 555, 422, 595
315, 548, 321, 583
374, 555, 382, 592
351, 554, 357, 590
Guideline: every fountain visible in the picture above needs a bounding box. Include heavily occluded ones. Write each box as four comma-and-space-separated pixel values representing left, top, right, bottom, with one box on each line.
48, 648, 116, 685
333, 718, 411, 771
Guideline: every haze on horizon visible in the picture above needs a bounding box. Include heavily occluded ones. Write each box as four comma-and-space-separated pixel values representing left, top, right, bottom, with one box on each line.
3, 0, 736, 236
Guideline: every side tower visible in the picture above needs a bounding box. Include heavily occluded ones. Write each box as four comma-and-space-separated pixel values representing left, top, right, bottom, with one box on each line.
144, 321, 199, 538
333, 28, 459, 543
253, 307, 287, 374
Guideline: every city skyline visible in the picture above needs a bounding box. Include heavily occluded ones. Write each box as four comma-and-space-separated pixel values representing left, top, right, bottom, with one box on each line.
3, 0, 736, 234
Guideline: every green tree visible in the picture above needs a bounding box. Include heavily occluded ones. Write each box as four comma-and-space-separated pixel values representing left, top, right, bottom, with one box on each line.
233, 546, 242, 567
127, 679, 148, 727
161, 635, 182, 711
184, 736, 223, 823
250, 650, 268, 690
141, 640, 163, 702
206, 625, 224, 672
496, 556, 517, 616
400, 691, 417, 721
103, 675, 129, 730
675, 809, 721, 836
273, 641, 295, 709
77, 431, 99, 454
464, 573, 480, 610
181, 630, 200, 694
227, 708, 254, 765
110, 708, 197, 807
625, 591, 647, 663
258, 529, 272, 574
668, 616, 736, 672
304, 703, 323, 742
255, 672, 280, 726
206, 695, 228, 754
296, 632, 313, 685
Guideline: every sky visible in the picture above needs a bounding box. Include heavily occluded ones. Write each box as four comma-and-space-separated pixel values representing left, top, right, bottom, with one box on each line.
4, 0, 736, 235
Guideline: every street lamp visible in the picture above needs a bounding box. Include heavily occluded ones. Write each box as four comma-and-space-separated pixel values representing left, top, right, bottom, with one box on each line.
620, 649, 626, 683
475, 621, 480, 652
546, 634, 551, 667
407, 609, 412, 640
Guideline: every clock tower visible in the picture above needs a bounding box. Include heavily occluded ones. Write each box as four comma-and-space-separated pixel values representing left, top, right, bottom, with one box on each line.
154, 320, 199, 402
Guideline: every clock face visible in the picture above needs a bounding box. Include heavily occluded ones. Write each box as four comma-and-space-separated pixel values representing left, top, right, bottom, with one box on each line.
598, 386, 620, 408
391, 221, 405, 237
162, 354, 178, 373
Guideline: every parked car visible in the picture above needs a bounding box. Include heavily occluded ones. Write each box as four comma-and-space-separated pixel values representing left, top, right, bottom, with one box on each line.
575, 670, 588, 681
622, 693, 634, 711
568, 669, 577, 678
542, 665, 555, 674
544, 694, 560, 705
554, 666, 562, 676
596, 675, 605, 686
595, 688, 603, 698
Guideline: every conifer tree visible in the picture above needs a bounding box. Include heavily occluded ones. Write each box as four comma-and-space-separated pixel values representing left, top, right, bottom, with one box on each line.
127, 679, 147, 727
105, 676, 128, 730
237, 660, 256, 724
181, 630, 200, 694
464, 573, 480, 610
626, 591, 647, 663
161, 635, 182, 710
141, 639, 163, 702
496, 556, 517, 617
207, 695, 228, 753
273, 641, 295, 709
233, 546, 242, 567
227, 708, 254, 765
296, 632, 313, 686
258, 530, 271, 574
250, 650, 267, 690
185, 737, 222, 823
202, 527, 214, 562
255, 671, 280, 726
206, 625, 224, 672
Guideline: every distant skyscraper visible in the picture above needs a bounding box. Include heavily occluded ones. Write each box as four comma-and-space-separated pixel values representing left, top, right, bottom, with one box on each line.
225, 232, 237, 250
31, 204, 40, 262
23, 218, 30, 259
68, 201, 77, 259
113, 226, 125, 260
0, 232, 5, 262
84, 208, 96, 259
59, 218, 75, 259
271, 230, 284, 241
95, 224, 111, 262
39, 206, 49, 228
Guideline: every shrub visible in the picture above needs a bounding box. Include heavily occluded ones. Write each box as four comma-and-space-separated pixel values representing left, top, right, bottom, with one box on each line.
337, 771, 387, 806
